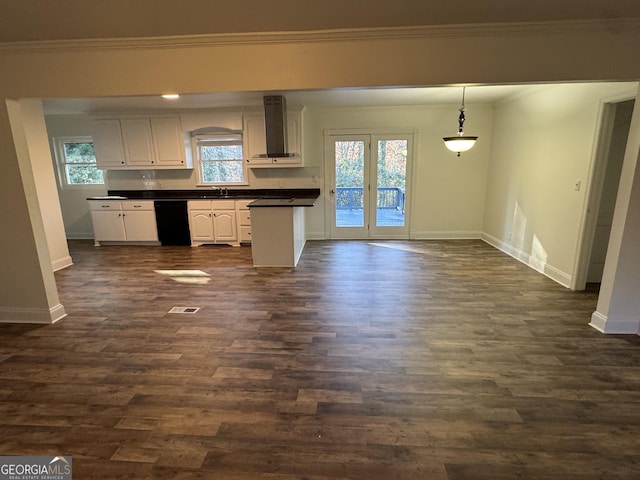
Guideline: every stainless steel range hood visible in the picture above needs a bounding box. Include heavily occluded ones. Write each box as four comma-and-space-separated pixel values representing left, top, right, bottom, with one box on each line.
260, 95, 296, 158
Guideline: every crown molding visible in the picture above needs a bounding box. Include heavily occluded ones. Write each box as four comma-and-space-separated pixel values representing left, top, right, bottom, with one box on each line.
0, 17, 638, 55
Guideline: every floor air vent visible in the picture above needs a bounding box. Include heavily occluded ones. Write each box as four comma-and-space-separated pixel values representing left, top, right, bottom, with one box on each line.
168, 306, 201, 314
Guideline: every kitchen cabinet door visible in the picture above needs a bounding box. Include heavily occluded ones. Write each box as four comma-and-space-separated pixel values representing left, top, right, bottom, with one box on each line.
272, 115, 302, 165
91, 210, 127, 242
151, 117, 187, 167
243, 114, 271, 165
213, 210, 237, 243
123, 210, 158, 241
189, 210, 214, 243
121, 119, 155, 166
92, 119, 126, 168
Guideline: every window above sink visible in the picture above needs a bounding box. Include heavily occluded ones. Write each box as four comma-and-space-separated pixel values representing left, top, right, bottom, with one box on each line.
193, 130, 248, 187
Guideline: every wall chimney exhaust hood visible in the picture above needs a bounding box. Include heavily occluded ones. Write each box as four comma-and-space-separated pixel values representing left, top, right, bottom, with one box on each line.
259, 95, 297, 158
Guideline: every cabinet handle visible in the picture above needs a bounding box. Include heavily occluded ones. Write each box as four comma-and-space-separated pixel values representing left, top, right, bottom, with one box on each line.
101, 205, 110, 208
133, 205, 142, 208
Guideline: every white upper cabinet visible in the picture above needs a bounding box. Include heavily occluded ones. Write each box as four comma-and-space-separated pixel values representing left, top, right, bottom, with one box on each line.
91, 119, 126, 168
121, 118, 155, 166
151, 117, 188, 167
243, 107, 304, 168
243, 114, 270, 166
92, 116, 191, 170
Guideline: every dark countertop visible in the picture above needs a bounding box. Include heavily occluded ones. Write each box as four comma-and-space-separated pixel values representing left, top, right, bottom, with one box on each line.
88, 188, 320, 202
248, 197, 317, 207
86, 196, 128, 200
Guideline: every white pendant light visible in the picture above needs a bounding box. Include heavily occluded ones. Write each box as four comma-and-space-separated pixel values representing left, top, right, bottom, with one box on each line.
443, 87, 478, 156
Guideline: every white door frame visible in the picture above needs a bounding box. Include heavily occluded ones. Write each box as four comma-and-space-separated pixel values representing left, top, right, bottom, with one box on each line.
573, 95, 636, 290
324, 128, 415, 240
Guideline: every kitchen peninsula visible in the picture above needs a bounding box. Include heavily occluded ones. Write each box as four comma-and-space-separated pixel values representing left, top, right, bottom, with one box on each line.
248, 196, 318, 267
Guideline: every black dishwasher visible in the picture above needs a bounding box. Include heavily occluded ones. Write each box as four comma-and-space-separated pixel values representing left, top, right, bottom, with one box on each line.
154, 201, 191, 246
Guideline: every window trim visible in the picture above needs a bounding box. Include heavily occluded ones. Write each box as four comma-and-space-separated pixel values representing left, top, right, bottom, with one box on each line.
53, 136, 105, 189
193, 131, 248, 186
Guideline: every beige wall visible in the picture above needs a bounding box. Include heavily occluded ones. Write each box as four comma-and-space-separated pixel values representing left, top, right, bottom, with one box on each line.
482, 83, 638, 287
1, 23, 640, 100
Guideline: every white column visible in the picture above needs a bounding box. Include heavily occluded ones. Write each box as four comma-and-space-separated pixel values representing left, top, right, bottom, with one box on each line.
590, 88, 640, 334
0, 100, 66, 324
12, 99, 73, 271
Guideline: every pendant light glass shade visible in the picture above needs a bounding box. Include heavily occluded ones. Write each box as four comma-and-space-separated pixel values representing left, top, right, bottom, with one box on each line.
443, 135, 478, 154
443, 87, 478, 156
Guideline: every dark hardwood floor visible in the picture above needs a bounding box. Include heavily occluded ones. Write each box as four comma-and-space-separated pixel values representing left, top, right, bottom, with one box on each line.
2, 239, 640, 479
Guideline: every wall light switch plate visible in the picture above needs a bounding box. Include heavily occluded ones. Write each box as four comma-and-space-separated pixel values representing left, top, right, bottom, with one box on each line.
574, 179, 581, 191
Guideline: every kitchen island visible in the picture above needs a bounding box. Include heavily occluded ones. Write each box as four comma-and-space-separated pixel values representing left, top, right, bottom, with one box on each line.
248, 196, 317, 267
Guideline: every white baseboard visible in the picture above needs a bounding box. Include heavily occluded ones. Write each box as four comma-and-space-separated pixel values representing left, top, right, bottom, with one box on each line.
481, 233, 572, 288
590, 311, 640, 334
52, 255, 73, 272
65, 233, 93, 240
0, 303, 67, 324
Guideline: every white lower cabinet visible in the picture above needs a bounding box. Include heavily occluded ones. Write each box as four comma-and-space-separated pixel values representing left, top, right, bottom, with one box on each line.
123, 207, 158, 241
236, 199, 255, 243
91, 209, 127, 242
189, 208, 215, 243
89, 200, 158, 245
188, 200, 238, 246
90, 198, 253, 248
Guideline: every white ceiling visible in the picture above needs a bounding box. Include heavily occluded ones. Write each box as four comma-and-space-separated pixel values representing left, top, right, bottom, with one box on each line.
42, 84, 538, 115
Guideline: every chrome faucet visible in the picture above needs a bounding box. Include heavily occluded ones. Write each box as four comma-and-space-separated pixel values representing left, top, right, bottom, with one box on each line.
211, 186, 228, 196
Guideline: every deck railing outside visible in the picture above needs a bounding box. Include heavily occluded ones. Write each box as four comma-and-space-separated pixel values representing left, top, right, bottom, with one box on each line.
336, 187, 405, 212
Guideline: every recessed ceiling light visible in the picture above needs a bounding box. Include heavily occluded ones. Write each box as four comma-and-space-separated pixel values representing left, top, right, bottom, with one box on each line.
161, 94, 180, 100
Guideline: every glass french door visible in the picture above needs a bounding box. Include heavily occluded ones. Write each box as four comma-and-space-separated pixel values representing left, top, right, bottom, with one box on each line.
327, 132, 412, 239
